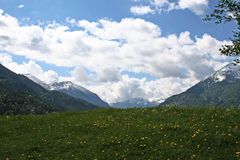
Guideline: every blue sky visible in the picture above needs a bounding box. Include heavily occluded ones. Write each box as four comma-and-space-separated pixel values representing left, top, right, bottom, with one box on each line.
0, 0, 236, 102
0, 0, 234, 39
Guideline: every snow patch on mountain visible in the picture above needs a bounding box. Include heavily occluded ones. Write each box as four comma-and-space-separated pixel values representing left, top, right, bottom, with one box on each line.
50, 81, 89, 94
212, 62, 240, 82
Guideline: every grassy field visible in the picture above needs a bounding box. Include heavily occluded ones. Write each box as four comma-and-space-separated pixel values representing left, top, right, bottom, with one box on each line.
1, 107, 240, 160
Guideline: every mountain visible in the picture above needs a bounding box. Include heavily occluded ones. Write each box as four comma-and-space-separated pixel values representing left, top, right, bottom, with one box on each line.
0, 64, 98, 115
25, 75, 109, 107
49, 82, 109, 107
162, 62, 240, 107
24, 73, 49, 89
111, 98, 159, 108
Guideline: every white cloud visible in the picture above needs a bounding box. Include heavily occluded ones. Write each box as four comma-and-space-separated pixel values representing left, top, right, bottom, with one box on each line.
151, 0, 169, 7
0, 10, 231, 103
65, 17, 77, 25
88, 75, 196, 103
130, 5, 154, 16
98, 67, 121, 82
0, 53, 59, 84
131, 0, 209, 16
17, 4, 24, 9
78, 20, 99, 32
178, 0, 208, 15
71, 67, 90, 82
89, 18, 161, 42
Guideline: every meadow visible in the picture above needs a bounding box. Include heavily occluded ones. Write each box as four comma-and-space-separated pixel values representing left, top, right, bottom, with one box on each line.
0, 107, 240, 160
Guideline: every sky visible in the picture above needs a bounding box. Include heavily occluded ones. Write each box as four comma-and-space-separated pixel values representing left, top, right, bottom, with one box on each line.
0, 0, 237, 103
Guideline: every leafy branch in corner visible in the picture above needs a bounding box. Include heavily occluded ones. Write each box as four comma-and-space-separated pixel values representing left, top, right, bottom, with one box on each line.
204, 0, 240, 56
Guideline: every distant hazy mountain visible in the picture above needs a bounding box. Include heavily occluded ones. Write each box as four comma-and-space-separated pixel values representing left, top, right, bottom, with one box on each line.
25, 75, 109, 107
162, 62, 240, 107
111, 98, 159, 108
0, 64, 98, 115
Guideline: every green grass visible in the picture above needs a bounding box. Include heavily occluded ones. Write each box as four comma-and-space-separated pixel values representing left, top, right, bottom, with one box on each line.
1, 107, 240, 160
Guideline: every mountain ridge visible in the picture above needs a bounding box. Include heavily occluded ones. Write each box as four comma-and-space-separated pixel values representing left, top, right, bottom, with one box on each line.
162, 62, 240, 107
24, 74, 109, 107
0, 64, 98, 115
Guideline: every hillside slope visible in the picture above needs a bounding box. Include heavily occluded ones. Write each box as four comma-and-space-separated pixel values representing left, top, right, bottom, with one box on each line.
0, 64, 98, 115
162, 63, 240, 107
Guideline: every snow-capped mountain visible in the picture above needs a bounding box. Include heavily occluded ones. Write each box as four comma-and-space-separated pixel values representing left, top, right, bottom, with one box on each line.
49, 81, 109, 107
24, 74, 109, 107
24, 74, 49, 89
0, 65, 98, 114
162, 62, 240, 107
49, 81, 88, 91
212, 63, 240, 82
110, 98, 160, 108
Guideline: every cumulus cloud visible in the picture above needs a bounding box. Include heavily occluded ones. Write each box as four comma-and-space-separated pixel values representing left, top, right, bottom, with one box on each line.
98, 67, 121, 82
88, 75, 196, 103
131, 0, 209, 16
178, 0, 208, 15
71, 67, 90, 82
0, 10, 231, 103
85, 18, 161, 42
78, 20, 99, 32
130, 5, 154, 16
